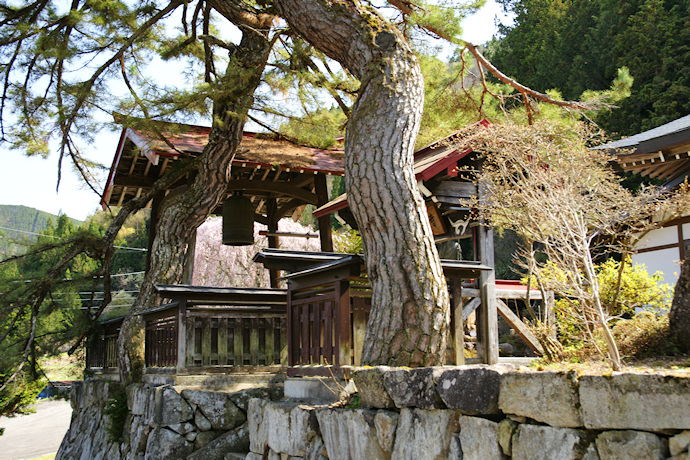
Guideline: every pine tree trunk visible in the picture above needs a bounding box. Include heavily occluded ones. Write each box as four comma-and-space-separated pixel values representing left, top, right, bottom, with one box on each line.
117, 22, 273, 384
274, 0, 450, 366
670, 253, 690, 353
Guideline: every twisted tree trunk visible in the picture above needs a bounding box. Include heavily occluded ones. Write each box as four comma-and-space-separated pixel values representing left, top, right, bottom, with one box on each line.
274, 0, 449, 366
117, 19, 274, 384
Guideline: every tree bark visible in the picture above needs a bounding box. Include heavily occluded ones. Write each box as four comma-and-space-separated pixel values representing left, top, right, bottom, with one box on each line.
117, 18, 274, 384
670, 253, 690, 353
274, 0, 449, 366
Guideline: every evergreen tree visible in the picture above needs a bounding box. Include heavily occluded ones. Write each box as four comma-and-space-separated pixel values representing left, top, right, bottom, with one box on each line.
489, 0, 690, 136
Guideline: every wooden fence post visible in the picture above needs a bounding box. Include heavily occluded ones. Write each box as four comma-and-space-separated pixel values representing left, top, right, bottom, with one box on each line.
176, 299, 187, 373
451, 276, 465, 365
335, 280, 351, 367
476, 196, 499, 364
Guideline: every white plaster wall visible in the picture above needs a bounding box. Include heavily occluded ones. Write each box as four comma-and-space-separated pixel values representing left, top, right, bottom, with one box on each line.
632, 248, 682, 283
634, 226, 678, 250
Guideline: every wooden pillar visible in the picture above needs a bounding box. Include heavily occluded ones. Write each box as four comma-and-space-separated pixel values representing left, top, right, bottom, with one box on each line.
314, 174, 333, 252
477, 223, 499, 364
545, 290, 556, 338
176, 298, 187, 373
182, 229, 196, 285
286, 282, 294, 368
267, 198, 280, 288
450, 276, 465, 366
335, 280, 351, 367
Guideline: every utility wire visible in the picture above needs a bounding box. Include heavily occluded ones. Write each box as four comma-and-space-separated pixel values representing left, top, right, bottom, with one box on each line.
0, 226, 148, 252
20, 271, 146, 282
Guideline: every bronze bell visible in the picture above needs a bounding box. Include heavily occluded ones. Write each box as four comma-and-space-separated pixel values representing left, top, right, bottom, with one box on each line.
222, 192, 255, 245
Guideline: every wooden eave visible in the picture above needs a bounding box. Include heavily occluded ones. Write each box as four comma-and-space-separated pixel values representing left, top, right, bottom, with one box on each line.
154, 284, 287, 306
313, 147, 477, 218
101, 122, 345, 215
313, 121, 487, 220
600, 116, 690, 185
252, 248, 351, 273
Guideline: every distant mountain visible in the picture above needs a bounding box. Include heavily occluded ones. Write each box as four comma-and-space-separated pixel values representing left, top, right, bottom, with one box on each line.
0, 205, 82, 256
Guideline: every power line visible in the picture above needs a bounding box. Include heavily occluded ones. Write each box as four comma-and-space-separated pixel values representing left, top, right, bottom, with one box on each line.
0, 225, 148, 252
20, 270, 146, 282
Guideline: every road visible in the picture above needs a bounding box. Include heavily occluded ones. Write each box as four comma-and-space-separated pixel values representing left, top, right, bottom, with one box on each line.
0, 400, 72, 460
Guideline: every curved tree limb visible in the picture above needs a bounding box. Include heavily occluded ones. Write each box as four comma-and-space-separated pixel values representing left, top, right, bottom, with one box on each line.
464, 42, 605, 111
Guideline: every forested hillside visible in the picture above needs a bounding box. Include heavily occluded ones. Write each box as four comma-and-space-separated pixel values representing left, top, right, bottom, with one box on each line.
488, 0, 690, 137
0, 205, 82, 256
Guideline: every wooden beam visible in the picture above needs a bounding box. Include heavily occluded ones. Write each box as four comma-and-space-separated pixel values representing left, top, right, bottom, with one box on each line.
182, 229, 196, 284
275, 198, 304, 221
116, 186, 127, 207
476, 182, 499, 364
462, 297, 481, 321
315, 174, 333, 252
176, 299, 187, 372
128, 155, 139, 175
450, 276, 465, 365
496, 299, 544, 356
158, 157, 169, 177
432, 181, 478, 199
267, 199, 280, 288
335, 280, 351, 367
227, 179, 318, 205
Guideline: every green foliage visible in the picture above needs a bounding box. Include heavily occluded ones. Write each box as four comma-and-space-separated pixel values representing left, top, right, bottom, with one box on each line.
102, 384, 129, 442
345, 393, 360, 409
0, 205, 82, 257
279, 107, 346, 149
489, 0, 690, 137
333, 229, 364, 254
597, 258, 672, 316
0, 372, 45, 418
550, 259, 673, 350
0, 209, 148, 417
416, 53, 480, 147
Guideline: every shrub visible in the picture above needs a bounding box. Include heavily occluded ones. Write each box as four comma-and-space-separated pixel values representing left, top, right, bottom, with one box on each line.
612, 312, 676, 359
102, 384, 129, 442
549, 259, 673, 362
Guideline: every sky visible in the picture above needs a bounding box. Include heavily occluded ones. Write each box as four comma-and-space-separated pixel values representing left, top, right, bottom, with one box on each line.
0, 0, 511, 222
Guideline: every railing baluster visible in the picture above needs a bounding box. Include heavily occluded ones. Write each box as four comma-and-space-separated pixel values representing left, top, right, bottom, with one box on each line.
234, 318, 243, 366
218, 318, 228, 366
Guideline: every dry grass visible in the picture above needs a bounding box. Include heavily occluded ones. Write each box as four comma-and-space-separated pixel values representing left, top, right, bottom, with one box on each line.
526, 356, 690, 377
41, 353, 83, 381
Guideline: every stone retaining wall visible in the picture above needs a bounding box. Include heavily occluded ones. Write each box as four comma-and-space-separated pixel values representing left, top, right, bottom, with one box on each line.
56, 380, 282, 460
58, 365, 690, 460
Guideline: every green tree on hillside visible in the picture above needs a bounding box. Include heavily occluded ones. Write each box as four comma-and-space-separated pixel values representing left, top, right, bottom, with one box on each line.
0, 210, 148, 417
489, 0, 690, 136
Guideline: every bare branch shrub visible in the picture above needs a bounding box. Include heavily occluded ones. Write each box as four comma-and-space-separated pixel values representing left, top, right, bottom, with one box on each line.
464, 121, 689, 370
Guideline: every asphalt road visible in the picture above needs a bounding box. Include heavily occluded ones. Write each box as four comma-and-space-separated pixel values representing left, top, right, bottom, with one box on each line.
0, 399, 72, 460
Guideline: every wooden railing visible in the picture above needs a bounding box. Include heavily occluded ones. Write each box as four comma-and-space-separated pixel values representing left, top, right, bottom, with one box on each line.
287, 273, 372, 375
144, 285, 289, 373
145, 316, 178, 368
86, 319, 121, 371
86, 332, 118, 369
186, 316, 286, 368
279, 251, 548, 377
